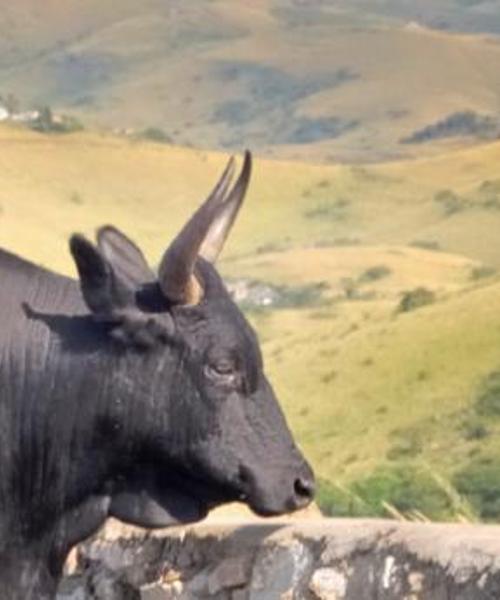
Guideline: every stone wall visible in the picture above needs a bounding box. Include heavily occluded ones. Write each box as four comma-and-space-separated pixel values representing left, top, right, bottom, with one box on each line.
57, 518, 500, 599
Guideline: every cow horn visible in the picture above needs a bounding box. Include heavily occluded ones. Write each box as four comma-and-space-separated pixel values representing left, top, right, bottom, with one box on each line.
200, 150, 252, 263
158, 152, 251, 305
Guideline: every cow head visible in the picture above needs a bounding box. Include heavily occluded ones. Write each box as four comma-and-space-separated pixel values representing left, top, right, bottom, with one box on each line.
69, 152, 315, 528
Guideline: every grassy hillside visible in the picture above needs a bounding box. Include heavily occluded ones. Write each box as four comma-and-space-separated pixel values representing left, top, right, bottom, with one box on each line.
4, 124, 500, 269
3, 124, 500, 519
3, 1, 500, 162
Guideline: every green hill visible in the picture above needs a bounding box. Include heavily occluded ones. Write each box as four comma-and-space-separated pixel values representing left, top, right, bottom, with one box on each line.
4, 124, 500, 519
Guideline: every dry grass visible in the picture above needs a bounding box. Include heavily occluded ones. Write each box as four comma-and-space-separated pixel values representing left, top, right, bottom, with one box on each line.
3, 125, 500, 512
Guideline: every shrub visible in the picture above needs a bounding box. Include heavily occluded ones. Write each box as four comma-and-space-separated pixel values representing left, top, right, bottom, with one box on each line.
316, 479, 366, 517
315, 237, 360, 247
478, 179, 500, 195
453, 458, 500, 520
398, 287, 436, 313
482, 197, 500, 210
321, 370, 337, 384
308, 309, 333, 320
416, 369, 428, 381
283, 116, 358, 144
316, 179, 331, 189
470, 265, 496, 281
255, 242, 286, 254
474, 371, 500, 417
410, 240, 441, 251
386, 438, 422, 460
58, 115, 84, 133
352, 464, 453, 520
275, 281, 329, 308
401, 111, 499, 144
340, 277, 356, 299
138, 127, 172, 144
434, 189, 466, 216
304, 198, 349, 220
358, 265, 391, 284
387, 425, 424, 460
69, 191, 84, 205
460, 419, 489, 441
477, 180, 500, 210
30, 106, 84, 134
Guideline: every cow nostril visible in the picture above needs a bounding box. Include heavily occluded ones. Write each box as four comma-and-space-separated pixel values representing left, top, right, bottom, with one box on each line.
294, 476, 315, 502
237, 465, 253, 498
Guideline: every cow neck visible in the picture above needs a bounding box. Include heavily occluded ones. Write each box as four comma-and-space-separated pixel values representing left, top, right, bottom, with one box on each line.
0, 493, 111, 600
0, 549, 59, 600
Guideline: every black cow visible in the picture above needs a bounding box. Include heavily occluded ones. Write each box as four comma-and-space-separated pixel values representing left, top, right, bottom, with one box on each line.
0, 152, 314, 599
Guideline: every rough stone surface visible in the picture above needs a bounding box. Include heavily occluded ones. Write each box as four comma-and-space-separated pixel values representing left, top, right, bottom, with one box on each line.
140, 581, 181, 599
309, 567, 347, 599
56, 518, 500, 599
250, 540, 312, 599
207, 556, 250, 595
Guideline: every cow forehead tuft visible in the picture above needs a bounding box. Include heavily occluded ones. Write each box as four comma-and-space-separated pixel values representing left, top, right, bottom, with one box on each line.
175, 263, 262, 370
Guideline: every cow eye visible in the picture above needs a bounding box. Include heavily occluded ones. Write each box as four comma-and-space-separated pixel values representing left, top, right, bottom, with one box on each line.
204, 359, 238, 386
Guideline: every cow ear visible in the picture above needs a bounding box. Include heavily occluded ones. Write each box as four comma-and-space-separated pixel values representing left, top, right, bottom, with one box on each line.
70, 234, 173, 348
69, 234, 133, 319
97, 225, 155, 288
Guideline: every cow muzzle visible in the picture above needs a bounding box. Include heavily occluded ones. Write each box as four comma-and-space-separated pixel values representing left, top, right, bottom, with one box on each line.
238, 460, 316, 517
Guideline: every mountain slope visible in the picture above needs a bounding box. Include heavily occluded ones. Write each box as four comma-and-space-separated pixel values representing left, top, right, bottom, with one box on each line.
2, 1, 500, 162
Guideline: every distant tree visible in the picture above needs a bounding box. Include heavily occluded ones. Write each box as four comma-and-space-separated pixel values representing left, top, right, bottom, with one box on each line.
33, 106, 54, 132
4, 93, 20, 115
30, 106, 83, 134
398, 287, 436, 313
